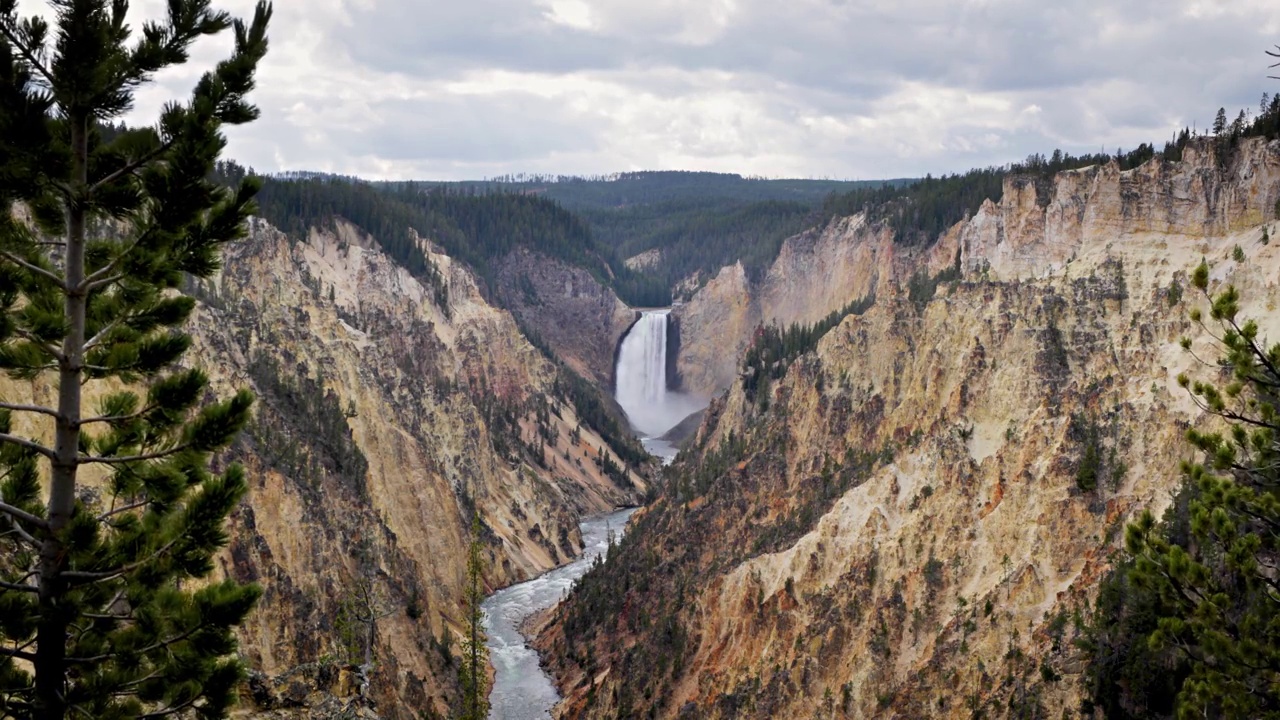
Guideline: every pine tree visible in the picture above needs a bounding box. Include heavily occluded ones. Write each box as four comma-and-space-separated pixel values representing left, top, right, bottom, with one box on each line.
458, 512, 490, 720
1213, 107, 1229, 135
1120, 261, 1280, 716
0, 1, 271, 718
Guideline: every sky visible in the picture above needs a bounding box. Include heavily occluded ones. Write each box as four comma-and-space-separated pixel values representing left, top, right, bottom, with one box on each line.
20, 0, 1280, 181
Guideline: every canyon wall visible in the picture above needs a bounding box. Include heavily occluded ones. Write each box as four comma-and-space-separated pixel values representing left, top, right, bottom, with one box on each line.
1, 218, 648, 719
539, 137, 1280, 718
494, 247, 637, 388
674, 138, 1280, 398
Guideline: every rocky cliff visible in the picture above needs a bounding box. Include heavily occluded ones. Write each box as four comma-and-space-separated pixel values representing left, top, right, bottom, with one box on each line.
1, 217, 649, 719
671, 216, 906, 397
674, 138, 1280, 398
538, 137, 1280, 718
494, 247, 637, 388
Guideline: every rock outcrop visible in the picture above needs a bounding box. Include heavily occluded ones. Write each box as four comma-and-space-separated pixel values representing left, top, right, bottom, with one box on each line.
624, 248, 663, 271
538, 138, 1280, 718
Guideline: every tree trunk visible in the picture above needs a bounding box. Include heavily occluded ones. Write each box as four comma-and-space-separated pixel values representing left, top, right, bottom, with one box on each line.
364, 619, 374, 669
35, 112, 87, 720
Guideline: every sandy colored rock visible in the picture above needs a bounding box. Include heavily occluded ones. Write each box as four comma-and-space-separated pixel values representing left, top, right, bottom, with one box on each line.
494, 247, 637, 387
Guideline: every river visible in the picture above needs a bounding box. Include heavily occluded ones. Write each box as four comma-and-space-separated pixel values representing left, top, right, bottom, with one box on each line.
482, 507, 637, 720
482, 308, 694, 718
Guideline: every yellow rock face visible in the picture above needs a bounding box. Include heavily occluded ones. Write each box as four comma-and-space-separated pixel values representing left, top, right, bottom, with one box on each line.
542, 138, 1280, 718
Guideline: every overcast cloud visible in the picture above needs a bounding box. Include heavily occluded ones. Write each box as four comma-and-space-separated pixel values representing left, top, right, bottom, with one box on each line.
27, 0, 1280, 180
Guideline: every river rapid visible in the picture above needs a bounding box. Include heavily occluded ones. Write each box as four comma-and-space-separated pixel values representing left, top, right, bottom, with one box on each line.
481, 508, 637, 720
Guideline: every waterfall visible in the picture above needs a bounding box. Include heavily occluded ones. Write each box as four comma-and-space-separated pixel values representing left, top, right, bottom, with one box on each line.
615, 309, 703, 441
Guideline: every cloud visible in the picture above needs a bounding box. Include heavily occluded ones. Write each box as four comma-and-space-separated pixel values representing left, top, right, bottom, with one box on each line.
25, 0, 1273, 179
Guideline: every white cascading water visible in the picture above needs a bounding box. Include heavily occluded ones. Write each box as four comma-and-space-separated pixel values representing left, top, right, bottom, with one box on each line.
614, 309, 704, 444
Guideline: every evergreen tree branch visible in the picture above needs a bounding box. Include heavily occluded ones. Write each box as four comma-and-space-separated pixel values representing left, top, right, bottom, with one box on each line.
79, 407, 154, 425
13, 329, 67, 363
82, 317, 126, 352
89, 141, 175, 193
82, 611, 134, 621
0, 251, 64, 287
11, 635, 36, 656
0, 646, 38, 661
82, 234, 147, 289
0, 496, 40, 544
136, 696, 200, 719
0, 433, 55, 460
62, 538, 181, 586
78, 444, 191, 465
1216, 407, 1280, 432
97, 500, 149, 521
1182, 346, 1221, 370
0, 580, 38, 594
0, 401, 61, 419
82, 272, 125, 293
107, 669, 164, 692
1226, 316, 1280, 385
68, 615, 203, 664
0, 20, 55, 88
0, 524, 38, 546
76, 590, 132, 622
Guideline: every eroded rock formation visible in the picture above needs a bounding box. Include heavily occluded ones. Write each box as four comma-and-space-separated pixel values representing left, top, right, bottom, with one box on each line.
674, 138, 1280, 398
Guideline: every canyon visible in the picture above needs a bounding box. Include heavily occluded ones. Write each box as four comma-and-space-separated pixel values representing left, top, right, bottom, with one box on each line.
0, 215, 650, 719
5, 7, 1280, 719
4, 134, 1279, 720
536, 137, 1280, 717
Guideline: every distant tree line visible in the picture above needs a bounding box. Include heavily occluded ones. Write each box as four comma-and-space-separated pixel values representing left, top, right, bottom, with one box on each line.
389, 171, 905, 211
819, 168, 1007, 247
583, 198, 816, 288
210, 162, 669, 306
372, 172, 911, 300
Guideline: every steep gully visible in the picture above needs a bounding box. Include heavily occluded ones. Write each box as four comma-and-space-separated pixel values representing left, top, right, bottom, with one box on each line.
483, 309, 704, 718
